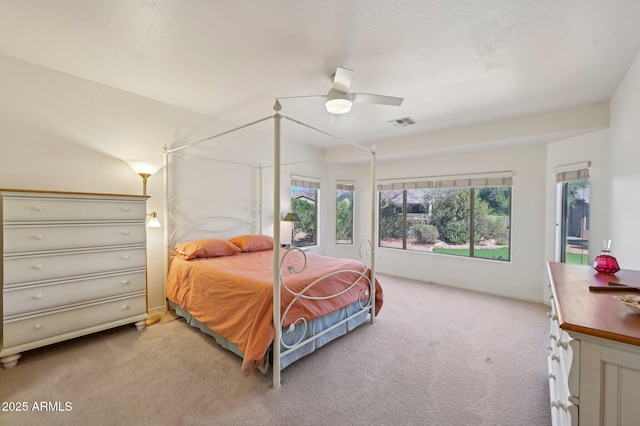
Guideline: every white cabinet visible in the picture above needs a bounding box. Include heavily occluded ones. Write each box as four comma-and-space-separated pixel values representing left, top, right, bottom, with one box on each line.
1, 190, 148, 369
547, 262, 640, 426
547, 287, 579, 426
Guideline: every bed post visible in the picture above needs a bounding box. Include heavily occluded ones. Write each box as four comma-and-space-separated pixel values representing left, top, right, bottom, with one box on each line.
272, 102, 282, 388
163, 146, 170, 312
258, 163, 263, 234
370, 147, 377, 325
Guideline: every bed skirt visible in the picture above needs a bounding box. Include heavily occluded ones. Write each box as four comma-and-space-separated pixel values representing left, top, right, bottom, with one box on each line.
168, 300, 370, 373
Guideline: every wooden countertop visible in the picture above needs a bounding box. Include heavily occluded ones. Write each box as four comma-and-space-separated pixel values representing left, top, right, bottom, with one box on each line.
548, 262, 640, 346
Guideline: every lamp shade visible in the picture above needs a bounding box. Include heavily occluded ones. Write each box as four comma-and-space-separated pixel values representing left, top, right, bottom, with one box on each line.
282, 212, 300, 222
125, 159, 163, 176
146, 211, 162, 228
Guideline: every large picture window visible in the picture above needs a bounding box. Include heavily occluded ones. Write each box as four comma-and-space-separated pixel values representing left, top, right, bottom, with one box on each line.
378, 174, 512, 261
336, 182, 354, 245
291, 176, 320, 247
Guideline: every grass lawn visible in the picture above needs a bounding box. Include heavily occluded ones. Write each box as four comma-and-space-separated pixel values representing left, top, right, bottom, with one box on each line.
566, 252, 589, 265
433, 247, 510, 261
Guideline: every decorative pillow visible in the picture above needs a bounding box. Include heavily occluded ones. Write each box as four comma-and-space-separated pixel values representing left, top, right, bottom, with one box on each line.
228, 234, 274, 252
174, 238, 241, 260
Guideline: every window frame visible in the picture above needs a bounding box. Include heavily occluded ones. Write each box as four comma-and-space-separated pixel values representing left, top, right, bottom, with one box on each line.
377, 172, 513, 262
335, 182, 355, 245
290, 176, 320, 247
554, 163, 590, 264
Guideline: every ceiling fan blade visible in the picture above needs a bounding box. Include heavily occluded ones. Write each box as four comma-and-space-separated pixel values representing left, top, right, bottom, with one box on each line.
277, 95, 326, 101
352, 93, 404, 106
332, 67, 354, 92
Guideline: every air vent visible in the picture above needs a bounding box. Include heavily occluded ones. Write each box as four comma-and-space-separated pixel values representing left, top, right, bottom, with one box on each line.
387, 117, 416, 127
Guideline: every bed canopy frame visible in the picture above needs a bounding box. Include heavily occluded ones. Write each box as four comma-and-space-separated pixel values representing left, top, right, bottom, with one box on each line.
162, 101, 378, 388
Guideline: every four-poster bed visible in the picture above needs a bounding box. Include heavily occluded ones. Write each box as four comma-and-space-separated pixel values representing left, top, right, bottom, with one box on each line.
162, 102, 382, 388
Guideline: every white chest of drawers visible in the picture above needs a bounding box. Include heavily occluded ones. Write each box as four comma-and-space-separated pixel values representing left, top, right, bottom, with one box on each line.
547, 262, 640, 426
1, 190, 149, 369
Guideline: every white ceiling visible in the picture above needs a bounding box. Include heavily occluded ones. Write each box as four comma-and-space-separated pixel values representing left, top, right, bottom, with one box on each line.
1, 0, 640, 149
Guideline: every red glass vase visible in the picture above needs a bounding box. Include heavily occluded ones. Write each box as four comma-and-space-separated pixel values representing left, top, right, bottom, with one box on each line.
593, 239, 620, 275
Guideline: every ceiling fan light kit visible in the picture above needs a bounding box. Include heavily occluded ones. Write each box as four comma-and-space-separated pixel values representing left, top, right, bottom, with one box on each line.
325, 90, 352, 114
281, 66, 403, 118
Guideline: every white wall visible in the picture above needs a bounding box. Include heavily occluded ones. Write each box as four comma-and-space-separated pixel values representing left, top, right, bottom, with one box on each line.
609, 52, 640, 270
0, 54, 332, 312
325, 161, 374, 260
321, 84, 628, 305
544, 130, 611, 264
328, 143, 548, 302
0, 54, 228, 312
5, 48, 639, 307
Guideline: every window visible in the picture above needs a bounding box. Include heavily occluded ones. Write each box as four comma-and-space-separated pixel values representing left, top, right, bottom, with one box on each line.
336, 182, 355, 245
378, 174, 512, 261
290, 176, 319, 247
555, 165, 589, 264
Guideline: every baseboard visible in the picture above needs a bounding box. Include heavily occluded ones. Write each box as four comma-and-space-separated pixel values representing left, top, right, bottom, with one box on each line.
148, 306, 167, 315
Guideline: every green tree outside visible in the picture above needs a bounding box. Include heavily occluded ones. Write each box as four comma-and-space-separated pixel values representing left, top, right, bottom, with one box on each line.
336, 192, 353, 243
292, 197, 316, 246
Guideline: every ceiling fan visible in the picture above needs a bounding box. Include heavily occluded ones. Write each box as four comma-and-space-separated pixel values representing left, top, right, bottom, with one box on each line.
279, 66, 404, 120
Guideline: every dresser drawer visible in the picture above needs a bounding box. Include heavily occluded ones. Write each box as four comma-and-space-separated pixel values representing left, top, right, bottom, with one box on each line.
3, 294, 146, 348
2, 196, 146, 222
3, 247, 147, 285
3, 270, 146, 317
4, 223, 146, 253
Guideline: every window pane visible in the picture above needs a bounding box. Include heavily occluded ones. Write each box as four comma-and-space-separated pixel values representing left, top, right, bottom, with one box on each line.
473, 187, 511, 261
406, 189, 435, 252
291, 185, 317, 247
432, 188, 471, 257
379, 190, 403, 248
377, 184, 511, 262
336, 188, 354, 244
561, 180, 589, 264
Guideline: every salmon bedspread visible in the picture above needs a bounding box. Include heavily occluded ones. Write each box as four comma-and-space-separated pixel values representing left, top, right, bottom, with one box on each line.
166, 249, 383, 376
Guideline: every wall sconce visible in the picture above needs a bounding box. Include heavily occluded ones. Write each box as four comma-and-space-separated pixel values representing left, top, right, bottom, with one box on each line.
125, 159, 163, 196
146, 211, 162, 228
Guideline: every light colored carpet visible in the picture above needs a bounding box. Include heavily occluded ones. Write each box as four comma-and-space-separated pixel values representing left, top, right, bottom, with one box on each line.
0, 274, 551, 426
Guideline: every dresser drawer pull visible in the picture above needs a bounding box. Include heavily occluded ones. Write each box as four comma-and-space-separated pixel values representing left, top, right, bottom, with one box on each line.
33, 264, 43, 270
122, 279, 131, 285
550, 332, 558, 341
122, 304, 130, 310
32, 205, 43, 211
549, 372, 556, 380
550, 354, 560, 362
556, 340, 568, 350
121, 255, 130, 260
33, 294, 43, 300
33, 234, 44, 240
34, 323, 43, 330
551, 400, 571, 412
121, 207, 131, 212
121, 231, 131, 236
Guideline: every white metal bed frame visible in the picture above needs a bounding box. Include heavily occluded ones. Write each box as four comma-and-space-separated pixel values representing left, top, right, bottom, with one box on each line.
162, 101, 378, 388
